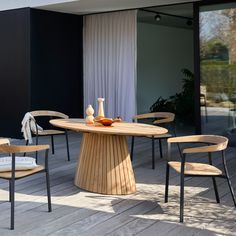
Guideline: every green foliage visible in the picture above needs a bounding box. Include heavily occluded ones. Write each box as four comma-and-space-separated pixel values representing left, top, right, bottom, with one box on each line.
201, 62, 236, 96
150, 69, 194, 123
201, 39, 228, 61
201, 60, 228, 65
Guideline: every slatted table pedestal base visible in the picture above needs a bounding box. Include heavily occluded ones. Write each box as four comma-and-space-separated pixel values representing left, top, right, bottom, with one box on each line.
75, 133, 136, 195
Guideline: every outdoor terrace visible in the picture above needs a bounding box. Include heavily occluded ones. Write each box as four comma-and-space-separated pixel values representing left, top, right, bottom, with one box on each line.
0, 131, 235, 236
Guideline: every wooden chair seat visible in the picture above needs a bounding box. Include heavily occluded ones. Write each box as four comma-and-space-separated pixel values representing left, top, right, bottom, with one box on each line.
36, 129, 65, 136
168, 161, 222, 176
0, 165, 44, 179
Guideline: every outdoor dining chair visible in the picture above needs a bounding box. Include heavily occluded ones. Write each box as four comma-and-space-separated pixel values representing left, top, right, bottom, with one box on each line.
28, 110, 70, 162
130, 112, 180, 169
165, 135, 236, 223
0, 142, 51, 230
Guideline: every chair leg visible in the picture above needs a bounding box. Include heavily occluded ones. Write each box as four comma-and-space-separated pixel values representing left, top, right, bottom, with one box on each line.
173, 126, 182, 158
165, 163, 170, 203
222, 151, 236, 207
212, 177, 220, 203
9, 181, 11, 202
35, 135, 38, 163
46, 170, 52, 212
130, 136, 134, 162
158, 139, 163, 158
23, 140, 29, 157
65, 130, 70, 161
10, 179, 15, 230
177, 143, 182, 158
51, 135, 55, 155
226, 175, 236, 207
205, 104, 208, 123
208, 153, 220, 203
180, 172, 185, 223
152, 136, 155, 169
180, 155, 185, 223
228, 107, 231, 128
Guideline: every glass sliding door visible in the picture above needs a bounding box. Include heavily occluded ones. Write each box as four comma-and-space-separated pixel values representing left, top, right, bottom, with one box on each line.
200, 3, 236, 136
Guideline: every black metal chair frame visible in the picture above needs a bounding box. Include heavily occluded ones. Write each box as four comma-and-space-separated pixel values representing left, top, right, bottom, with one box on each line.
165, 141, 236, 223
27, 115, 70, 162
131, 120, 181, 169
0, 146, 51, 230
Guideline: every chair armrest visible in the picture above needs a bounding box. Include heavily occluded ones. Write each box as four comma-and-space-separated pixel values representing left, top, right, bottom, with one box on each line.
168, 135, 228, 144
183, 144, 226, 154
168, 135, 228, 156
168, 135, 203, 143
0, 145, 50, 154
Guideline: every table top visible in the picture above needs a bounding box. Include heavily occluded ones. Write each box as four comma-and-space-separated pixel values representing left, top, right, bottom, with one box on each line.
50, 119, 168, 137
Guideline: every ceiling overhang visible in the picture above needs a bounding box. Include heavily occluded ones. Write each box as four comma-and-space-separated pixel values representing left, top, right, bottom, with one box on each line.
0, 0, 200, 15
0, 0, 77, 11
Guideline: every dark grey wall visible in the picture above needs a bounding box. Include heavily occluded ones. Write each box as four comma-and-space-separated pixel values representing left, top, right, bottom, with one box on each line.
0, 8, 31, 138
30, 9, 83, 118
0, 8, 83, 138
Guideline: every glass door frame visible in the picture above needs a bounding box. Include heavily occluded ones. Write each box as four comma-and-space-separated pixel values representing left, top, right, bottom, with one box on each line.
193, 0, 236, 134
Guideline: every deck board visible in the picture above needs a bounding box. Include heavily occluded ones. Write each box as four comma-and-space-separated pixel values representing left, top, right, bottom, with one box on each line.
0, 132, 235, 235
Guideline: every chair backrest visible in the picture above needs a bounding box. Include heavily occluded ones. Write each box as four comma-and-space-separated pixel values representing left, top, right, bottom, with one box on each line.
168, 135, 228, 154
0, 144, 50, 154
30, 110, 68, 119
133, 112, 175, 125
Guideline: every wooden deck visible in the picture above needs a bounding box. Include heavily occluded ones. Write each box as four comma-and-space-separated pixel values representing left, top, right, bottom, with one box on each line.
0, 131, 236, 235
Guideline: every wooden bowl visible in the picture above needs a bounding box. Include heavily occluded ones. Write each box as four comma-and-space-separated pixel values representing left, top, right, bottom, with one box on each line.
98, 118, 114, 126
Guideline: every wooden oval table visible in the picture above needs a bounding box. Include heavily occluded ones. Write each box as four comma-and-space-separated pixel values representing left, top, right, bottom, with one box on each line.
50, 119, 168, 195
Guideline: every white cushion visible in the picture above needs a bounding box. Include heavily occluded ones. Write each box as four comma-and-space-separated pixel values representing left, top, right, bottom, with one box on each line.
0, 156, 38, 172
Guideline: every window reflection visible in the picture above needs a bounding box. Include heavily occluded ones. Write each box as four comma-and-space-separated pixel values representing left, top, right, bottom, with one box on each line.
200, 4, 236, 136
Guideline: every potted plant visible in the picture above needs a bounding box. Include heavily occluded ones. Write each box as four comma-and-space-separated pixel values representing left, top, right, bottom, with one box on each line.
150, 69, 194, 124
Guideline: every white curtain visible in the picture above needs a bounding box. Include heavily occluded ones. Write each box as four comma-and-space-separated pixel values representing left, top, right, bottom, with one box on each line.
83, 10, 137, 121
